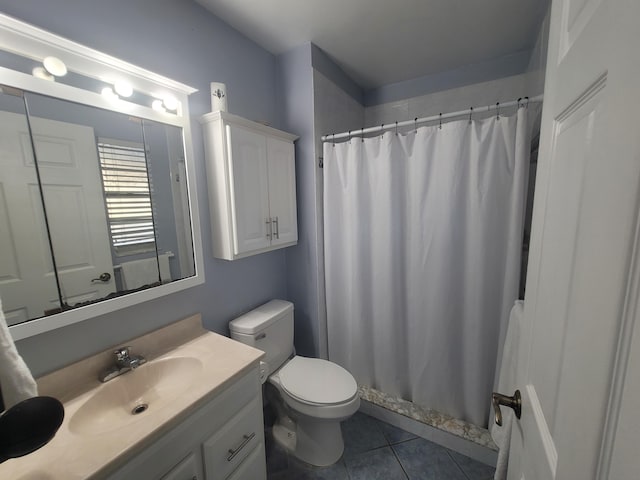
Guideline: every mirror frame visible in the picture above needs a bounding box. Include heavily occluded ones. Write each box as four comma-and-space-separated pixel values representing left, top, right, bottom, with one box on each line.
0, 13, 205, 340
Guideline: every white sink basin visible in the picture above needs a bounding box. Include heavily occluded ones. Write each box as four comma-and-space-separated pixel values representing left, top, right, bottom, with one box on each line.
69, 356, 203, 435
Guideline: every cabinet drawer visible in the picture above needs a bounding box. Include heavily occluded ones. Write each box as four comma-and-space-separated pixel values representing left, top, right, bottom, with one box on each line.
202, 398, 263, 479
226, 444, 266, 480
160, 452, 200, 480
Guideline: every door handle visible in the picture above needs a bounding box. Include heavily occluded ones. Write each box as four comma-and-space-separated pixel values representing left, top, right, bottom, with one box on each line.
272, 216, 279, 239
491, 389, 521, 426
91, 272, 111, 283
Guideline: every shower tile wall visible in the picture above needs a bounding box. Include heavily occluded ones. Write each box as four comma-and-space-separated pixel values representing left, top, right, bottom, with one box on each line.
311, 68, 364, 358
313, 69, 365, 140
364, 73, 529, 128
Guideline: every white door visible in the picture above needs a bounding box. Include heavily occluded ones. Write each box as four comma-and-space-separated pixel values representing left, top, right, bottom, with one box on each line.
506, 0, 640, 478
0, 112, 116, 318
227, 124, 271, 255
28, 117, 116, 307
0, 111, 60, 323
266, 136, 298, 247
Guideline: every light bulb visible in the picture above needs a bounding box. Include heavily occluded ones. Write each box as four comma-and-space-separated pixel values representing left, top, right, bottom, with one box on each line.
114, 80, 133, 98
32, 66, 54, 81
101, 87, 118, 100
162, 96, 178, 111
42, 56, 67, 77
152, 99, 165, 112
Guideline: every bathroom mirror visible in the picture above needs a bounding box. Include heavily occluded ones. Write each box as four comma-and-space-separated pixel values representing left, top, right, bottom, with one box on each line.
0, 14, 204, 340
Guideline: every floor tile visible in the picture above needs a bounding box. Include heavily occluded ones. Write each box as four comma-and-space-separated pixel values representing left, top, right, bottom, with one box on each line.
341, 412, 388, 457
344, 446, 408, 480
266, 411, 495, 480
264, 429, 288, 476
449, 451, 496, 480
269, 456, 349, 480
392, 437, 467, 480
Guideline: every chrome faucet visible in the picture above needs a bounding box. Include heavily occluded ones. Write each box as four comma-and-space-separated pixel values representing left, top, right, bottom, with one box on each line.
99, 346, 147, 382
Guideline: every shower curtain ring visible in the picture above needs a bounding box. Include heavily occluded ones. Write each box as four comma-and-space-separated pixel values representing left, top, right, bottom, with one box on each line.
525, 96, 529, 108
414, 117, 418, 133
348, 130, 351, 144
332, 133, 335, 147
381, 124, 384, 138
361, 127, 364, 142
439, 113, 442, 130
395, 121, 398, 136
468, 107, 473, 124
496, 102, 500, 120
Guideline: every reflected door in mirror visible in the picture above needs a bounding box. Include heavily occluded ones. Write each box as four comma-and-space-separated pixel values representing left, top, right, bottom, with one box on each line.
0, 105, 60, 323
29, 116, 116, 309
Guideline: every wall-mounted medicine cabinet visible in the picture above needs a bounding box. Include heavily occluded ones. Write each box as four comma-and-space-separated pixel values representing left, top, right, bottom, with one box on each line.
200, 111, 298, 260
0, 14, 205, 340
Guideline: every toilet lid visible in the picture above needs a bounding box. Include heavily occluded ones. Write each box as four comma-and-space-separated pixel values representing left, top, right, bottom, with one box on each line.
278, 356, 358, 405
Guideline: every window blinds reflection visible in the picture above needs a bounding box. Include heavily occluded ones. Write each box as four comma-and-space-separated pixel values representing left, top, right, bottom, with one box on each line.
97, 141, 155, 250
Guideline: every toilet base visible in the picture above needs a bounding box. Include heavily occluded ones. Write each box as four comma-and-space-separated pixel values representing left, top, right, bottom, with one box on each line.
272, 415, 345, 467
272, 415, 297, 451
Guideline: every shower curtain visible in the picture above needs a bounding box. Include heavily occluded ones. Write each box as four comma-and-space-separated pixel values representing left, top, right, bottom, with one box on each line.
323, 107, 530, 426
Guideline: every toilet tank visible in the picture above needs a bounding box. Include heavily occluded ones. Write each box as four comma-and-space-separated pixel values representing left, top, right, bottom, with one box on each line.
229, 299, 294, 376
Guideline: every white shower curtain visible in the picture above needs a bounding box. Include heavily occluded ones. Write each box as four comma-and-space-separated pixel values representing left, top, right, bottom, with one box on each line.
323, 107, 530, 426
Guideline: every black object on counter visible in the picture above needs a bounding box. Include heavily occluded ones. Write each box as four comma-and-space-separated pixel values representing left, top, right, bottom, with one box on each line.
0, 396, 64, 463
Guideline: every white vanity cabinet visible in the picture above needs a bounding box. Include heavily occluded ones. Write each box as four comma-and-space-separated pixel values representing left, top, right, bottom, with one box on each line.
107, 367, 266, 480
200, 111, 298, 260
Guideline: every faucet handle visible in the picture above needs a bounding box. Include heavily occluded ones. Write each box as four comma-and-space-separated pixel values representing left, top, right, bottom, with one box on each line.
114, 346, 132, 363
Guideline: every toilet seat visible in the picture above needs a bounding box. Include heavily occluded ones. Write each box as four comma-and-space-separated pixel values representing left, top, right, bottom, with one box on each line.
277, 356, 358, 406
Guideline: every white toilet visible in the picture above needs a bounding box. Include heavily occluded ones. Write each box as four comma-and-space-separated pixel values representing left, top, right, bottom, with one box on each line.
229, 299, 360, 466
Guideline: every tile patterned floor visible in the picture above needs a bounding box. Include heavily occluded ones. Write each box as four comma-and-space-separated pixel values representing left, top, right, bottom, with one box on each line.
266, 412, 496, 480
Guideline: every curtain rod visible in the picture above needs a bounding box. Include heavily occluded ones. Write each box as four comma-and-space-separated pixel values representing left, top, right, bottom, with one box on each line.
321, 94, 543, 142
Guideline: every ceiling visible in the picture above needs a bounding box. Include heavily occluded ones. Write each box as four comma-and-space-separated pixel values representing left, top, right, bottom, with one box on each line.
194, 0, 549, 89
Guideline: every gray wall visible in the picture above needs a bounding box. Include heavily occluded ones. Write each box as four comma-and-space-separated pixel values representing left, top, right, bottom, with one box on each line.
525, 4, 551, 96
276, 44, 319, 357
1, 0, 289, 376
363, 50, 533, 106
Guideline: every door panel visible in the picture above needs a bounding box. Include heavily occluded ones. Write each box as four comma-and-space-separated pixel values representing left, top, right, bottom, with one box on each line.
29, 117, 116, 306
509, 0, 640, 478
0, 110, 60, 322
227, 124, 271, 255
266, 137, 297, 246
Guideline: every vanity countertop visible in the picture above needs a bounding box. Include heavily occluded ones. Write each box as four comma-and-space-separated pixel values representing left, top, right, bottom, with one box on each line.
0, 314, 264, 480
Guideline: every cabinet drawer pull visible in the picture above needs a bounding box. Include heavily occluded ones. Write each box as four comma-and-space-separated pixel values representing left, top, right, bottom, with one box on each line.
273, 216, 279, 239
226, 432, 255, 462
265, 218, 272, 239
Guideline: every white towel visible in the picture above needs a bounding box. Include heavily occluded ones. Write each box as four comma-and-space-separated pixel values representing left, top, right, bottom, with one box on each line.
120, 254, 173, 290
0, 297, 37, 410
491, 300, 524, 480
158, 253, 172, 284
